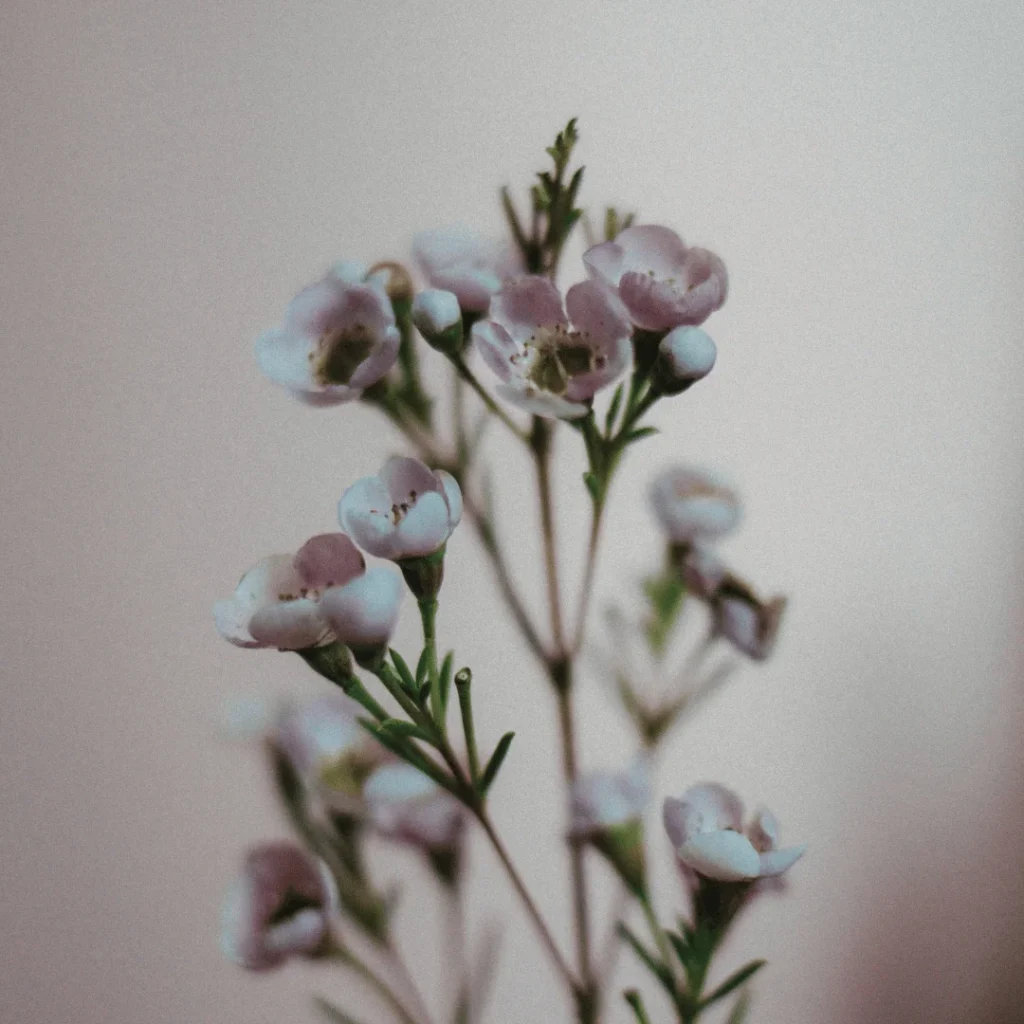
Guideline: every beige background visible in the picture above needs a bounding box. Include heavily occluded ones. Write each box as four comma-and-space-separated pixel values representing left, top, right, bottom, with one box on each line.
3, 1, 1023, 1021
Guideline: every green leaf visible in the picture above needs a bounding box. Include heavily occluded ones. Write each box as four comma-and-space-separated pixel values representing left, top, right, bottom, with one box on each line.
439, 650, 455, 712
698, 960, 766, 1011
480, 732, 515, 793
313, 995, 366, 1024
389, 648, 417, 695
725, 990, 752, 1024
500, 186, 528, 252
666, 929, 690, 968
582, 471, 601, 502
415, 647, 430, 687
623, 425, 659, 445
624, 989, 652, 1024
617, 923, 674, 995
604, 384, 624, 433
604, 207, 620, 242
380, 719, 434, 744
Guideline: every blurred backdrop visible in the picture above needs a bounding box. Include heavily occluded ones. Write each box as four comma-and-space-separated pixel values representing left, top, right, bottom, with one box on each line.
2, 1, 1023, 1021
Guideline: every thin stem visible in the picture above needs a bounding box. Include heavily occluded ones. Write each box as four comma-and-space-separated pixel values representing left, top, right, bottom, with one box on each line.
448, 877, 471, 1024
336, 949, 428, 1024
451, 355, 529, 444
455, 671, 481, 783
533, 419, 566, 654
570, 496, 607, 656
639, 893, 676, 983
474, 808, 579, 994
418, 598, 443, 728
453, 372, 468, 465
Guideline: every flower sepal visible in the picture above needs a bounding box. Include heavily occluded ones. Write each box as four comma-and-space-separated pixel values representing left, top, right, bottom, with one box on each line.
588, 819, 648, 897
398, 544, 447, 602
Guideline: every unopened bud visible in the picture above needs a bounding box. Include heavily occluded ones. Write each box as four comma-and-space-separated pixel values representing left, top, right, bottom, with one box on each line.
368, 261, 415, 305
412, 289, 464, 356
654, 326, 717, 395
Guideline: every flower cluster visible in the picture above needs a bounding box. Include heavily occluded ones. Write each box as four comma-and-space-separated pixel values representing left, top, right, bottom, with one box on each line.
214, 120, 805, 1024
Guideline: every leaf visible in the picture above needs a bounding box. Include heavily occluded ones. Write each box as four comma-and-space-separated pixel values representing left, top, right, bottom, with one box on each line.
698, 960, 766, 1011
380, 719, 434, 743
500, 186, 528, 252
604, 384, 624, 433
623, 426, 659, 445
623, 989, 651, 1024
480, 732, 515, 793
666, 929, 690, 968
582, 471, 601, 502
313, 995, 366, 1024
389, 648, 417, 695
617, 923, 674, 995
439, 650, 455, 712
725, 990, 752, 1024
415, 647, 430, 687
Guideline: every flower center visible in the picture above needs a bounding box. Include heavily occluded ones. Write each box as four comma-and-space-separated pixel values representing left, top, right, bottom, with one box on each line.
368, 490, 419, 525
514, 325, 604, 396
268, 887, 321, 926
312, 323, 376, 386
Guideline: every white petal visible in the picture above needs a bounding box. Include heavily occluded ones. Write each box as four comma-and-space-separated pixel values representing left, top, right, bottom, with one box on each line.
679, 830, 761, 882
472, 319, 523, 384
320, 566, 404, 648
330, 260, 369, 284
393, 490, 451, 557
412, 288, 462, 335
214, 598, 260, 648
495, 382, 588, 420
679, 783, 745, 832
348, 324, 401, 390
582, 240, 625, 286
615, 225, 689, 277
255, 326, 318, 390
758, 843, 807, 878
660, 326, 717, 381
339, 476, 399, 559
380, 456, 442, 503
248, 599, 331, 650
264, 909, 325, 956
437, 470, 463, 528
747, 807, 780, 853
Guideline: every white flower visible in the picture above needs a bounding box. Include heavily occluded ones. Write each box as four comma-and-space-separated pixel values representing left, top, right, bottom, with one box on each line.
663, 783, 806, 882
570, 759, 651, 838
584, 225, 728, 332
220, 841, 339, 971
471, 276, 632, 420
649, 466, 742, 544
255, 274, 400, 406
320, 565, 404, 653
364, 763, 465, 851
713, 590, 787, 662
338, 457, 462, 561
412, 225, 522, 313
411, 288, 464, 355
214, 533, 365, 650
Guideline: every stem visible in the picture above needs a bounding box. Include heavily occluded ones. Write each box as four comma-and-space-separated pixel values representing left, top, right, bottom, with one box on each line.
473, 808, 580, 996
570, 496, 606, 656
455, 670, 481, 783
418, 598, 443, 728
639, 892, 676, 982
337, 949, 428, 1024
533, 418, 566, 654
453, 372, 468, 465
452, 355, 529, 444
373, 660, 432, 726
448, 877, 471, 1024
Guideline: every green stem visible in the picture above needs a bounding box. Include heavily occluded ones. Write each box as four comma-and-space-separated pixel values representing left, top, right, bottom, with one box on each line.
639, 892, 676, 985
372, 660, 433, 728
418, 598, 443, 729
332, 947, 428, 1024
455, 670, 481, 784
532, 418, 566, 654
451, 355, 529, 444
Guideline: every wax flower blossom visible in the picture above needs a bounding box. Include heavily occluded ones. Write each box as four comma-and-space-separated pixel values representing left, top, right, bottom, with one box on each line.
255, 270, 400, 406
214, 533, 365, 650
364, 763, 466, 854
338, 457, 462, 562
570, 759, 651, 839
584, 225, 728, 333
663, 783, 806, 883
412, 224, 522, 313
221, 841, 339, 972
472, 276, 632, 419
649, 465, 742, 545
319, 565, 405, 663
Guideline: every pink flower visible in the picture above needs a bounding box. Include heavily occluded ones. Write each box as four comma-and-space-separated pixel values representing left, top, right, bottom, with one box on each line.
220, 841, 339, 971
649, 466, 742, 544
338, 457, 462, 561
319, 565, 405, 653
570, 759, 651, 839
713, 588, 787, 661
255, 274, 400, 405
663, 783, 805, 883
364, 763, 465, 852
412, 225, 522, 313
214, 533, 365, 650
584, 225, 728, 332
471, 276, 632, 420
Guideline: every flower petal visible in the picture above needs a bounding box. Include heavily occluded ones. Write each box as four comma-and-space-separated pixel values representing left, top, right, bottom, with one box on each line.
437, 470, 463, 527
758, 843, 807, 877
283, 277, 349, 335
582, 239, 625, 286
679, 782, 745, 832
214, 598, 260, 647
393, 490, 451, 557
489, 276, 568, 344
747, 807, 781, 853
248, 599, 331, 650
348, 324, 400, 390
320, 566, 404, 648
565, 280, 631, 349
472, 320, 522, 384
292, 533, 365, 591
679, 830, 762, 881
495, 382, 589, 420
615, 225, 690, 277
380, 456, 442, 504
255, 326, 318, 390
339, 476, 399, 559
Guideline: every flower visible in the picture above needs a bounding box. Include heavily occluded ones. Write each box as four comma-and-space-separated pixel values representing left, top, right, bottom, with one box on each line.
570, 759, 651, 839
338, 457, 462, 561
214, 533, 365, 650
220, 841, 339, 971
584, 225, 728, 332
411, 288, 464, 356
713, 587, 787, 661
654, 326, 717, 394
649, 466, 742, 544
363, 763, 465, 852
255, 273, 400, 405
663, 783, 806, 882
319, 565, 404, 658
412, 225, 522, 313
472, 276, 632, 419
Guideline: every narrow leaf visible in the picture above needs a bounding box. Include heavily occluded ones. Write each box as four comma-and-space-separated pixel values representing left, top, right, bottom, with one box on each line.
381, 719, 434, 743
314, 996, 366, 1024
725, 990, 752, 1024
698, 960, 766, 1010
667, 930, 690, 968
389, 648, 417, 695
617, 923, 674, 994
439, 650, 455, 712
415, 647, 430, 687
500, 186, 528, 252
623, 426, 659, 445
624, 989, 652, 1024
604, 383, 624, 433
480, 731, 515, 793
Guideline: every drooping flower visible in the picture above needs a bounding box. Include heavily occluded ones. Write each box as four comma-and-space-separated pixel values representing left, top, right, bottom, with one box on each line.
471, 276, 632, 419
338, 457, 462, 562
584, 225, 728, 332
412, 225, 522, 313
649, 466, 742, 545
363, 763, 465, 853
220, 841, 339, 971
255, 273, 400, 405
320, 565, 405, 661
663, 783, 806, 882
214, 533, 365, 650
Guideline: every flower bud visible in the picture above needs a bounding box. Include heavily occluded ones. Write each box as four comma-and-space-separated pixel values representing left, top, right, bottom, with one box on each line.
367, 261, 415, 306
364, 763, 465, 856
412, 288, 464, 356
714, 590, 787, 661
653, 326, 716, 395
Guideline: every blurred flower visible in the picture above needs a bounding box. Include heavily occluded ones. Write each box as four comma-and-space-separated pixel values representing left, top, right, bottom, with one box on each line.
412, 224, 522, 313
411, 288, 464, 356
255, 274, 400, 405
663, 783, 806, 882
654, 326, 717, 394
649, 466, 742, 544
584, 225, 727, 332
221, 841, 339, 971
364, 763, 465, 853
472, 276, 631, 419
338, 457, 462, 562
214, 533, 365, 650
570, 758, 651, 839
713, 586, 787, 661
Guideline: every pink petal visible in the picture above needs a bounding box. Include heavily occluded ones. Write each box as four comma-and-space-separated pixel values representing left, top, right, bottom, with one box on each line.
472, 320, 522, 384
348, 325, 400, 390
679, 830, 761, 881
432, 268, 502, 313
283, 277, 350, 334
565, 280, 631, 349
615, 225, 689, 277
619, 272, 691, 332
490, 276, 567, 344
214, 599, 260, 648
494, 382, 588, 420
582, 239, 626, 286
380, 457, 442, 503
293, 533, 365, 591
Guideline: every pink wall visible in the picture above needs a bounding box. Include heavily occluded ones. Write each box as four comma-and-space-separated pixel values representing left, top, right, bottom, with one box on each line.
2, 1, 1023, 1021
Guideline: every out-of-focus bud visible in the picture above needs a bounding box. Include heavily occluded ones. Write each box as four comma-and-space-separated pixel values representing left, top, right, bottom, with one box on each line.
367, 261, 415, 307
714, 587, 787, 662
653, 326, 717, 395
220, 841, 339, 972
649, 466, 742, 545
411, 288, 465, 356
